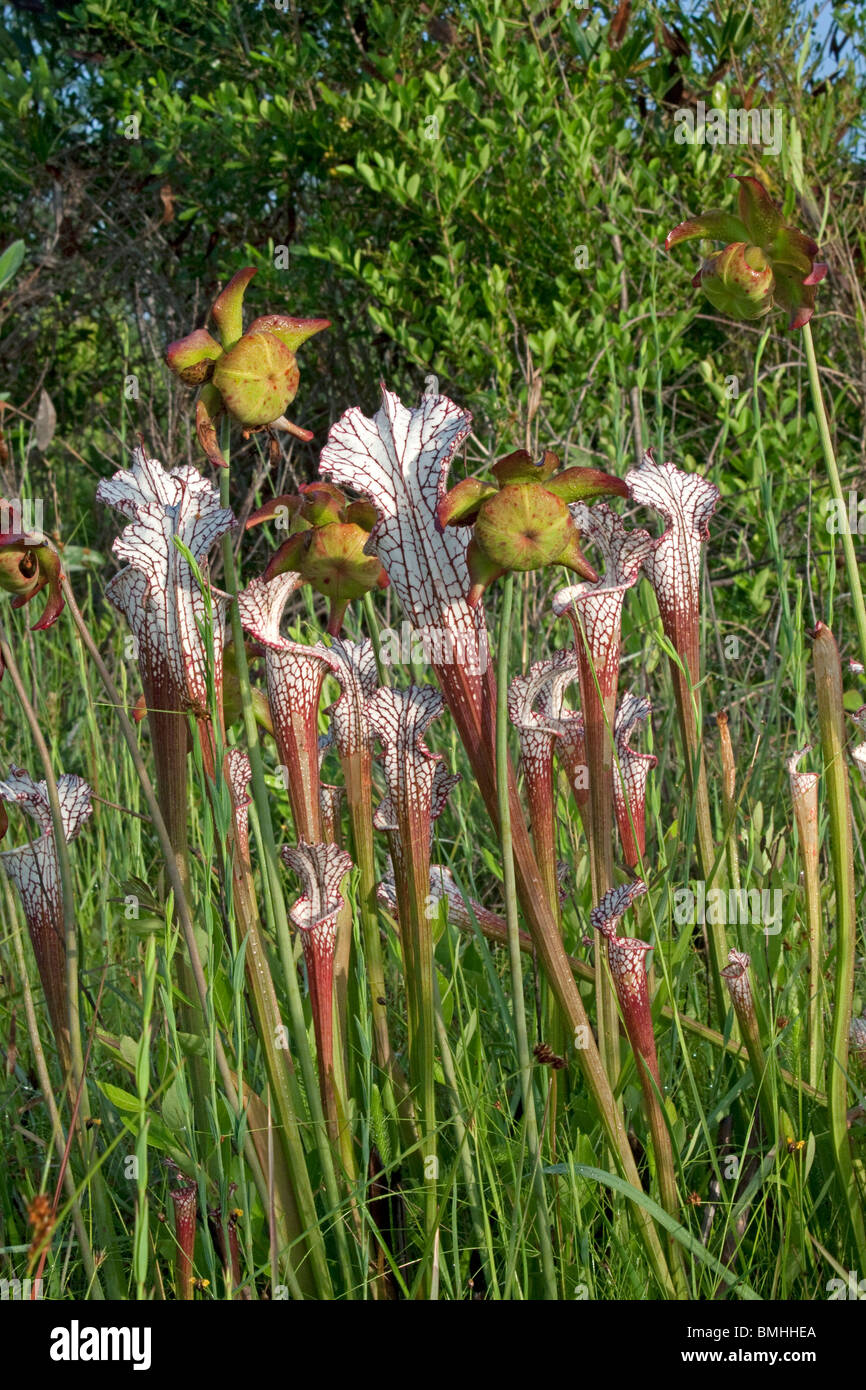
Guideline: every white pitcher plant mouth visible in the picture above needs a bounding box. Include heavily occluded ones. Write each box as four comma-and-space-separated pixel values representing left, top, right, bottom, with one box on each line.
589, 879, 659, 1077
553, 501, 653, 700
225, 747, 253, 862
238, 570, 332, 840
508, 650, 580, 906
508, 650, 580, 778
721, 948, 753, 1015
0, 767, 92, 1061
321, 637, 379, 762
787, 744, 819, 801
625, 450, 720, 685
613, 692, 657, 871
97, 444, 235, 719
281, 839, 354, 1080
368, 684, 459, 859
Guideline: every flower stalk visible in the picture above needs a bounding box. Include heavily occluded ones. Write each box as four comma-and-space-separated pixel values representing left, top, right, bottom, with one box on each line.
321, 639, 407, 1131
368, 683, 450, 1293
787, 746, 824, 1090
812, 622, 866, 1262
497, 574, 557, 1297
802, 323, 866, 671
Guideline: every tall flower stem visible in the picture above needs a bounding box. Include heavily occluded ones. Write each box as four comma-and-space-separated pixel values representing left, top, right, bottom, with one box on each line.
751, 328, 793, 635
575, 633, 620, 1083
368, 684, 451, 1297
343, 763, 409, 1134
58, 574, 334, 1296
812, 622, 866, 1262
496, 574, 557, 1298
0, 625, 124, 1299
215, 425, 355, 1284
803, 323, 866, 670
787, 747, 823, 1091
218, 752, 322, 1299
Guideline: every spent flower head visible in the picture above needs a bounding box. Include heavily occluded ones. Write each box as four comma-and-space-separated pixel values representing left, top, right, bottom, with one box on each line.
0, 509, 63, 640
439, 447, 628, 605
665, 175, 827, 330
249, 482, 386, 635
165, 268, 329, 467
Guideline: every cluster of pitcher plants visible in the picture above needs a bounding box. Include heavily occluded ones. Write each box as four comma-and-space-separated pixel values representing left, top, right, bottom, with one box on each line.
1, 177, 865, 1299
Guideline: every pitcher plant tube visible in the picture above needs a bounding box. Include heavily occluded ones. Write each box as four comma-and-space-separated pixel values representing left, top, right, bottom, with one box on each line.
0, 768, 92, 1075
590, 880, 687, 1294
626, 451, 725, 1016
553, 501, 652, 1080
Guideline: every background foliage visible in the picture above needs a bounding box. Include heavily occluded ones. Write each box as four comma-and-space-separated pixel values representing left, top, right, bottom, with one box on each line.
3, 0, 865, 830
